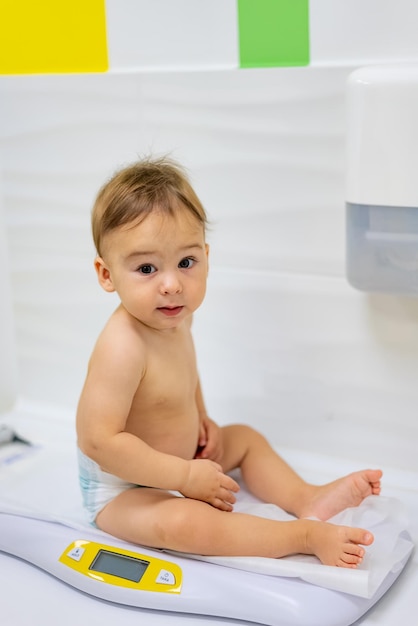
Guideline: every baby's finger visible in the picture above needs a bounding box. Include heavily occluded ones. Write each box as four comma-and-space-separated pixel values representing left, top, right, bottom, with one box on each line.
212, 498, 234, 512
200, 441, 213, 459
222, 474, 240, 493
219, 487, 237, 505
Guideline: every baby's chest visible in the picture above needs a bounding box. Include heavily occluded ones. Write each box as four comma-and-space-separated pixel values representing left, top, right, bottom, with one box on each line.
138, 341, 198, 405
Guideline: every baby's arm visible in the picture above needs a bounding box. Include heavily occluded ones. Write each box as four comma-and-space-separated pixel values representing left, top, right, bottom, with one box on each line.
76, 328, 238, 509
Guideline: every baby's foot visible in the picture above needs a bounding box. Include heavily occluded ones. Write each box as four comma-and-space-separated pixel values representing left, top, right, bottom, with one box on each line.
300, 469, 382, 521
305, 520, 374, 568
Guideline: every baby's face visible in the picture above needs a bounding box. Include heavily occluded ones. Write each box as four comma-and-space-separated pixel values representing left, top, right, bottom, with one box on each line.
95, 208, 209, 331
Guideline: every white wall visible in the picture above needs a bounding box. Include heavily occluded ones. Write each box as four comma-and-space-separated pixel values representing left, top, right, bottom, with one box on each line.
104, 0, 418, 70
0, 153, 17, 411
1, 3, 418, 474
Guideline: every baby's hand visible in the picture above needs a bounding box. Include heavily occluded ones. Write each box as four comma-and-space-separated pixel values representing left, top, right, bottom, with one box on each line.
195, 416, 223, 463
180, 459, 239, 511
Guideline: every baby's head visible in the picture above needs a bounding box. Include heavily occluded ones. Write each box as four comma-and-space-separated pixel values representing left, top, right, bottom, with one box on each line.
92, 156, 207, 257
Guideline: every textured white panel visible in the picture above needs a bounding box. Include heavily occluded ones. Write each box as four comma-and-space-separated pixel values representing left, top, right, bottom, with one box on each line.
136, 67, 351, 276
0, 74, 142, 409
193, 269, 418, 472
1, 68, 418, 478
0, 157, 18, 412
105, 0, 238, 71
310, 0, 418, 65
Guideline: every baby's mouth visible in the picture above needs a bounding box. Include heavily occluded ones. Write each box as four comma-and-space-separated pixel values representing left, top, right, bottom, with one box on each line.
157, 306, 184, 317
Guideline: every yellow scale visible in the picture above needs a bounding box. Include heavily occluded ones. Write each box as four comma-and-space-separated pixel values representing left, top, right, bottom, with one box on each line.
59, 539, 182, 594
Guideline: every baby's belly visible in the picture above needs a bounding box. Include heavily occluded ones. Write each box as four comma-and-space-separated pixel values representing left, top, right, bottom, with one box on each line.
129, 417, 200, 460
154, 431, 199, 459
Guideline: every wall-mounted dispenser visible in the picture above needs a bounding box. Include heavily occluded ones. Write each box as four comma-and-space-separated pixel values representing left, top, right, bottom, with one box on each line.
346, 64, 418, 294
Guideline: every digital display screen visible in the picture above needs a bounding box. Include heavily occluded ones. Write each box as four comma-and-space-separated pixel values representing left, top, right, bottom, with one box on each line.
89, 550, 149, 583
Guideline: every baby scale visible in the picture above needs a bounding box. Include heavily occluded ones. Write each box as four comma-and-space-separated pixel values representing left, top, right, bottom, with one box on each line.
0, 438, 413, 626
0, 509, 409, 626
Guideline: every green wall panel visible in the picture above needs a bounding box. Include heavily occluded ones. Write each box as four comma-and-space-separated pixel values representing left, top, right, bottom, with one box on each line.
238, 0, 310, 68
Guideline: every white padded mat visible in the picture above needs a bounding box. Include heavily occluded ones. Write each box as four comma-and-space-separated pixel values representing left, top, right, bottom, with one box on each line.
0, 441, 413, 599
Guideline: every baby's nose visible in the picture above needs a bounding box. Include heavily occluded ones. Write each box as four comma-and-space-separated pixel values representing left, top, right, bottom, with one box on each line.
160, 272, 182, 294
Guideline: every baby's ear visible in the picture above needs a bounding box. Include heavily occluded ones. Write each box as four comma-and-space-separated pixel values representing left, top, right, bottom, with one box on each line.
94, 257, 115, 292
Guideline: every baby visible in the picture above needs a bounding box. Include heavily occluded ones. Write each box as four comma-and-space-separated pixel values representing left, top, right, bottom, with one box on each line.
76, 156, 382, 567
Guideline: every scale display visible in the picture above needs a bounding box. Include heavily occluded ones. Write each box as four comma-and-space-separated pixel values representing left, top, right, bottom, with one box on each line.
90, 550, 149, 583
59, 539, 182, 593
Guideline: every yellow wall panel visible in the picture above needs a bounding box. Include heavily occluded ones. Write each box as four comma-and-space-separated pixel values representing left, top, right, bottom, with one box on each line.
0, 0, 108, 74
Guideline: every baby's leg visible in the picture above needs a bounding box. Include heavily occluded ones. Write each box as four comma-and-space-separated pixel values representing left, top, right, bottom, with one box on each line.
220, 425, 382, 520
95, 487, 372, 567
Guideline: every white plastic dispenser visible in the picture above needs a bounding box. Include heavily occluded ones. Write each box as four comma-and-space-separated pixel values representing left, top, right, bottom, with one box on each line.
346, 64, 418, 294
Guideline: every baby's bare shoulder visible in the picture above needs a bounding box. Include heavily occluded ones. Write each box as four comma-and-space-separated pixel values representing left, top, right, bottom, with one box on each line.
90, 308, 147, 372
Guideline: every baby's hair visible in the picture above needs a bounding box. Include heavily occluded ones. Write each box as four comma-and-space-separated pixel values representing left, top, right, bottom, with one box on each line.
92, 155, 208, 256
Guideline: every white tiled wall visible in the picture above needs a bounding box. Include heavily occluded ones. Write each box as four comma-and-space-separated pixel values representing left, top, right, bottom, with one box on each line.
309, 0, 418, 66
0, 157, 17, 410
106, 0, 238, 71
103, 0, 418, 71
1, 4, 418, 475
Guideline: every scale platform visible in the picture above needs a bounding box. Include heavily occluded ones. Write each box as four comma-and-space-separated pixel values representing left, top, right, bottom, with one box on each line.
0, 511, 412, 626
0, 440, 414, 626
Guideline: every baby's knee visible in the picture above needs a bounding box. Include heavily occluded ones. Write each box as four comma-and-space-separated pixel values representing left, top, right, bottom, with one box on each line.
236, 424, 268, 450
224, 423, 261, 440
153, 501, 198, 545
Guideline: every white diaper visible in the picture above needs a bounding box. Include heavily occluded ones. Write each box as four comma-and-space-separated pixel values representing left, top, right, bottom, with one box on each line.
77, 447, 138, 526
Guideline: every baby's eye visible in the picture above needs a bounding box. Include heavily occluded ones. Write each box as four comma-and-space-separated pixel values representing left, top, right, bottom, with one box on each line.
178, 257, 195, 269
137, 264, 156, 274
